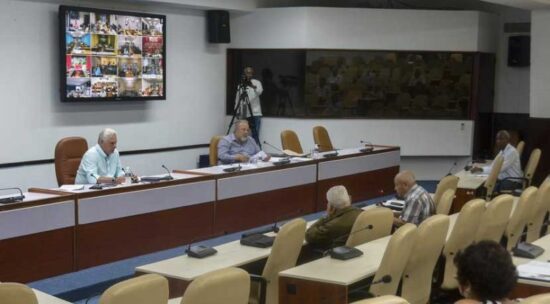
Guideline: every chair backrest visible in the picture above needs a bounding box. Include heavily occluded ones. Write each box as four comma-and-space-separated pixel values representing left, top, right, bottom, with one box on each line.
516, 140, 525, 160
180, 267, 250, 304
522, 292, 550, 304
99, 274, 168, 304
346, 207, 393, 247
261, 218, 306, 304
401, 215, 450, 304
280, 130, 304, 154
441, 199, 486, 290
432, 175, 459, 209
475, 194, 514, 243
436, 189, 455, 215
312, 126, 334, 152
526, 179, 550, 243
0, 283, 38, 304
504, 186, 538, 250
369, 224, 418, 297
351, 295, 410, 304
54, 136, 88, 186
209, 135, 223, 166
484, 155, 504, 200
524, 148, 542, 186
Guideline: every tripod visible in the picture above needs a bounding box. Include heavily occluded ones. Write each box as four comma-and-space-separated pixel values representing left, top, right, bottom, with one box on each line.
226, 79, 256, 135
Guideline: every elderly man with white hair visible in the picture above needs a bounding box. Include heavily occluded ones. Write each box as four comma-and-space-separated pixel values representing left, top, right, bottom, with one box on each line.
305, 185, 362, 250
75, 128, 126, 184
393, 170, 435, 227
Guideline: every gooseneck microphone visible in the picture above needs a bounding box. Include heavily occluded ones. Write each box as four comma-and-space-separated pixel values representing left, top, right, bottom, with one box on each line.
445, 161, 457, 176
161, 164, 174, 180
263, 141, 286, 155
360, 140, 374, 152
0, 187, 25, 204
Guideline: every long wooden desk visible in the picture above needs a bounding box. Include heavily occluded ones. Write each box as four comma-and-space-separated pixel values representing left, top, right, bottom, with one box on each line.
511, 234, 550, 298
0, 192, 75, 283
34, 289, 71, 304
452, 169, 487, 213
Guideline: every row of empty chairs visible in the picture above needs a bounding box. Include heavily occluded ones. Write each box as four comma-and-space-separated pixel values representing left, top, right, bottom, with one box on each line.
280, 125, 334, 154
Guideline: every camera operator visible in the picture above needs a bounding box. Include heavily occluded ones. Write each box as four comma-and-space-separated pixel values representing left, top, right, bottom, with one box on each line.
235, 66, 263, 147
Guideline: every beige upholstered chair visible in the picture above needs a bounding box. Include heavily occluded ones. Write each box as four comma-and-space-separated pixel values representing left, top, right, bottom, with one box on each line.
500, 148, 541, 193
516, 140, 525, 160
475, 194, 514, 242
401, 215, 450, 304
0, 283, 38, 304
280, 130, 304, 154
504, 186, 538, 250
436, 189, 455, 215
484, 155, 504, 200
346, 207, 393, 247
441, 199, 485, 290
526, 179, 550, 243
54, 136, 88, 186
209, 135, 223, 166
312, 126, 334, 152
369, 224, 418, 297
432, 175, 459, 209
351, 295, 410, 304
522, 292, 550, 304
249, 218, 306, 304
177, 268, 250, 304
99, 274, 168, 304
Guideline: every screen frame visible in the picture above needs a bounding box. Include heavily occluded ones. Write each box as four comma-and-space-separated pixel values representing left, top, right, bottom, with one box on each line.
59, 5, 167, 102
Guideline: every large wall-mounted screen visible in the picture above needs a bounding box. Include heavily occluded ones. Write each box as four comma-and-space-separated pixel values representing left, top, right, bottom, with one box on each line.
60, 6, 166, 102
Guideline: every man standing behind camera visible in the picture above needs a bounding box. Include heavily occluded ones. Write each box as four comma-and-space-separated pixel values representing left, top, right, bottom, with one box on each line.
235, 66, 263, 147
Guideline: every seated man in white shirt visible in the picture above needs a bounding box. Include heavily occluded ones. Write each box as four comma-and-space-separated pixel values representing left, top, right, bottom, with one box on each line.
471, 130, 523, 191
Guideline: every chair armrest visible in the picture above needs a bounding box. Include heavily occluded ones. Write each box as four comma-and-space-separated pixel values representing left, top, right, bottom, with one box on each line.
250, 274, 267, 304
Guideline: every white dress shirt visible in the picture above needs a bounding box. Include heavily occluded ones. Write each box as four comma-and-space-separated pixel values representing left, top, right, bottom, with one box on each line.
234, 79, 263, 117
483, 143, 523, 180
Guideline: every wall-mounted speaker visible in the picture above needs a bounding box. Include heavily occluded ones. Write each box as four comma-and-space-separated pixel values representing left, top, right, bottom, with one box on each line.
207, 10, 230, 43
508, 35, 530, 67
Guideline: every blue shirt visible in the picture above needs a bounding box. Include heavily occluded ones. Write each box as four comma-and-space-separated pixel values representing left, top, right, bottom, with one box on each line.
75, 144, 124, 184
217, 133, 260, 164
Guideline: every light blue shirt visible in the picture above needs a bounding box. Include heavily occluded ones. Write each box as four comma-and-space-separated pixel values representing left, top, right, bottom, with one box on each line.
482, 143, 523, 180
217, 133, 260, 164
75, 144, 124, 184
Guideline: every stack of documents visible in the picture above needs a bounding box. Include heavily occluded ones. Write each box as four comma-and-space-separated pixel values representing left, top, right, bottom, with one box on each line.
518, 261, 550, 281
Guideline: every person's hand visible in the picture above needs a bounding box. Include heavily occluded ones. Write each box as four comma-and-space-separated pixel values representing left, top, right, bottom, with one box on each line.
234, 154, 249, 163
470, 166, 483, 174
115, 176, 126, 184
263, 155, 271, 162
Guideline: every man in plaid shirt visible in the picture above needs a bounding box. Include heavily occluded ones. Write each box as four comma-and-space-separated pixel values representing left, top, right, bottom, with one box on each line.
393, 171, 435, 227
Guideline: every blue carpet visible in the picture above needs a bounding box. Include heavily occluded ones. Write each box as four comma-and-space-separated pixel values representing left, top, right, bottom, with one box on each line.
29, 181, 437, 303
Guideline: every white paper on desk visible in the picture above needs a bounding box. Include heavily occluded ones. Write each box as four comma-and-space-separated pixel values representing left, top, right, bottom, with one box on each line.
291, 157, 311, 162
518, 261, 550, 281
474, 174, 489, 178
59, 184, 85, 191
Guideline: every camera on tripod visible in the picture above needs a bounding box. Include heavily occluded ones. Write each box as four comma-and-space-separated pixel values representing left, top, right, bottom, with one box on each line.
240, 74, 252, 87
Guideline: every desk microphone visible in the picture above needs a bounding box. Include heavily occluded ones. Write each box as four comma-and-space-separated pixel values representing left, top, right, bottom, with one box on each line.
0, 187, 25, 204
161, 164, 174, 180
325, 224, 374, 260
445, 161, 457, 176
360, 140, 374, 152
262, 140, 287, 156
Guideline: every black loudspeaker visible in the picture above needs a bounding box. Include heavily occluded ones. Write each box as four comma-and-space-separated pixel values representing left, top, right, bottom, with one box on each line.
207, 10, 230, 43
508, 35, 530, 67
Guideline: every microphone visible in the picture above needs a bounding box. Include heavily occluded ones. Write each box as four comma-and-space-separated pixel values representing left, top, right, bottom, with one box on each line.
325, 224, 375, 260
262, 140, 287, 157
161, 164, 174, 180
360, 140, 374, 152
0, 187, 25, 204
223, 163, 241, 173
373, 275, 392, 284
330, 224, 374, 245
186, 239, 218, 259
446, 161, 457, 176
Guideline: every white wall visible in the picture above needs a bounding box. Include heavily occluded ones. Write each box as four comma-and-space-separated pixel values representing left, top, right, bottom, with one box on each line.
530, 9, 550, 118
0, 0, 226, 188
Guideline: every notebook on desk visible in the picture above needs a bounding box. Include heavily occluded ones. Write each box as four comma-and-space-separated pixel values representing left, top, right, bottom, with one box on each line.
518, 261, 550, 282
380, 199, 405, 211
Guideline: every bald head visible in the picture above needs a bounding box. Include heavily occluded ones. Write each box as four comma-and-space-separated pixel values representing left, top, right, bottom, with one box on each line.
394, 171, 416, 197
495, 130, 510, 150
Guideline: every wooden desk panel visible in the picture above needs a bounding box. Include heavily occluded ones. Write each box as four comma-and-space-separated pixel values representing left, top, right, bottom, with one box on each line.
279, 276, 348, 304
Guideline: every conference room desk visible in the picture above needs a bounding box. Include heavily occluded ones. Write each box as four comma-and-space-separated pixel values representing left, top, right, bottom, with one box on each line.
0, 192, 75, 283
30, 173, 216, 270
511, 234, 550, 298
315, 146, 400, 211
34, 289, 71, 304
451, 169, 487, 213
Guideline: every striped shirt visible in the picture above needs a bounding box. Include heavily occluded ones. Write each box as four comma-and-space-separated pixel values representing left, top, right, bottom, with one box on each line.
400, 184, 435, 226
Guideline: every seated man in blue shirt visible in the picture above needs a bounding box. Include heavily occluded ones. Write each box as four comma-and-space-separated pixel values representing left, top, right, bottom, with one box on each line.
217, 120, 270, 164
75, 128, 126, 184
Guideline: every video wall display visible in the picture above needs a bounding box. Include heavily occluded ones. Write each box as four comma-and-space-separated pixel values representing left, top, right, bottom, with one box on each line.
60, 6, 166, 101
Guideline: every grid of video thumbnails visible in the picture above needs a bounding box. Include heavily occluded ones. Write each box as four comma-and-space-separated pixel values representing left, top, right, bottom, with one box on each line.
65, 10, 164, 99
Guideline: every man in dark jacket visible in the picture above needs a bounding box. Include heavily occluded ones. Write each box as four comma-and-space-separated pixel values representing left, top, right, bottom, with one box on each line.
306, 185, 362, 250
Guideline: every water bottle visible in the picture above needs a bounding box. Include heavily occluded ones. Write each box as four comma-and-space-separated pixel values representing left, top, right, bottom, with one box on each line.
311, 144, 320, 159
124, 166, 133, 184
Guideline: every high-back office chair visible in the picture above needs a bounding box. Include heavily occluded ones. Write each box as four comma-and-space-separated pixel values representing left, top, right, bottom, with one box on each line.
368, 224, 418, 297
441, 199, 485, 290
401, 215, 449, 304
99, 274, 168, 304
524, 148, 542, 186
474, 194, 514, 243
54, 136, 88, 186
436, 189, 455, 215
209, 135, 223, 166
432, 175, 459, 209
484, 155, 504, 200
504, 186, 538, 250
178, 268, 250, 304
280, 130, 304, 154
351, 295, 410, 304
249, 218, 306, 304
516, 140, 525, 160
522, 292, 550, 304
0, 283, 38, 304
526, 179, 550, 243
346, 207, 393, 247
312, 126, 334, 152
